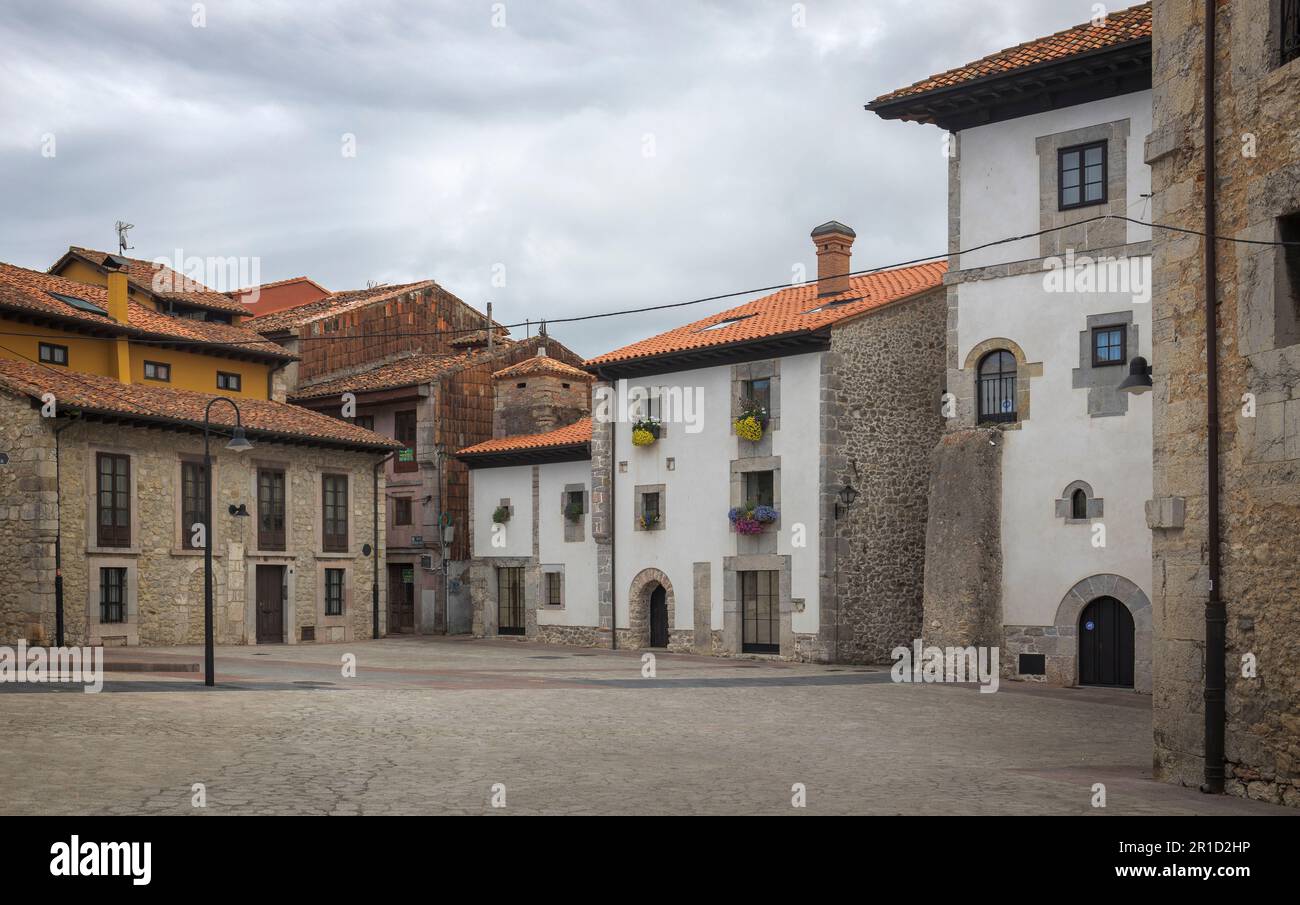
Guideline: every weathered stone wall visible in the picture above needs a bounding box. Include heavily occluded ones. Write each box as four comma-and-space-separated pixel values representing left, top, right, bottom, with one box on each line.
919, 428, 1003, 649
825, 288, 948, 662
0, 399, 385, 647
1148, 0, 1300, 806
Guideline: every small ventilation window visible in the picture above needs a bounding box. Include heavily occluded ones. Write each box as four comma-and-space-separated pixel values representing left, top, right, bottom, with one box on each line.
1018, 654, 1046, 676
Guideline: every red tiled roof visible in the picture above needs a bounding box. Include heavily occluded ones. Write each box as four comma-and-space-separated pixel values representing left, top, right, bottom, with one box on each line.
585, 261, 946, 368
869, 3, 1150, 105
448, 329, 512, 348
0, 261, 293, 361
290, 351, 477, 401
492, 353, 593, 382
458, 417, 592, 457
249, 281, 436, 332
58, 247, 249, 316
0, 357, 400, 451
237, 275, 328, 294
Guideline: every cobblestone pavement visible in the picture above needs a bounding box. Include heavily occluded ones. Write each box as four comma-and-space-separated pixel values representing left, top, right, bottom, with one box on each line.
0, 637, 1291, 816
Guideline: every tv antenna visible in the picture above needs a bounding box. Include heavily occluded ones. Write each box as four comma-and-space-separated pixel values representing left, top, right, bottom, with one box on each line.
114, 221, 134, 255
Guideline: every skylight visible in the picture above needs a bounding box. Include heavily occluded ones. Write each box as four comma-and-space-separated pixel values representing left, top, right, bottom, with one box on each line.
47, 291, 108, 316
698, 315, 752, 332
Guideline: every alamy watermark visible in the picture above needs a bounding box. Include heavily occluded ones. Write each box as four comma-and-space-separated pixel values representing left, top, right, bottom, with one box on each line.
0, 641, 104, 693
592, 379, 704, 434
1042, 249, 1150, 305
891, 640, 999, 693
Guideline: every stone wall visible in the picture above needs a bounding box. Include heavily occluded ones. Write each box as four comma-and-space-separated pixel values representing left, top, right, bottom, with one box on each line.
918, 428, 1003, 650
824, 288, 948, 662
0, 394, 385, 647
1148, 0, 1300, 806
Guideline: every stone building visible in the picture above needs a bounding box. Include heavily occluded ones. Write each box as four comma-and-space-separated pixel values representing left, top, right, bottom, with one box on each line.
0, 259, 399, 646
461, 223, 946, 663
869, 3, 1157, 690
1145, 0, 1300, 806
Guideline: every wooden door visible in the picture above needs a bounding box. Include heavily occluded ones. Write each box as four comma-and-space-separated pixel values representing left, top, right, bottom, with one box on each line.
388, 564, 415, 634
1079, 596, 1134, 687
255, 565, 284, 644
649, 585, 669, 648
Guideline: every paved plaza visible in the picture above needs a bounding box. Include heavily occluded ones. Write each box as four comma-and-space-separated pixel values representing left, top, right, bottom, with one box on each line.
0, 637, 1290, 816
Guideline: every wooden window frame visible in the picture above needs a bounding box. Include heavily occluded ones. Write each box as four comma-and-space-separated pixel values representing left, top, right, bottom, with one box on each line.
143, 360, 171, 382
321, 474, 349, 552
96, 452, 131, 548
324, 568, 345, 617
217, 371, 242, 391
545, 571, 562, 607
394, 496, 412, 526
181, 460, 208, 549
1090, 325, 1127, 368
257, 468, 287, 551
38, 342, 68, 366
743, 470, 775, 508
393, 409, 418, 473
1057, 140, 1108, 211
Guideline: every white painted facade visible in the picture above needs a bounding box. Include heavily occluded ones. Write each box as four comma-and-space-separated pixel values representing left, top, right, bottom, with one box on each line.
953, 89, 1155, 665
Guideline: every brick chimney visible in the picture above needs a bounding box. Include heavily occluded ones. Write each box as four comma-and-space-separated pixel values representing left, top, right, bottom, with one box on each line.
103, 255, 132, 383
491, 348, 592, 438
811, 221, 856, 297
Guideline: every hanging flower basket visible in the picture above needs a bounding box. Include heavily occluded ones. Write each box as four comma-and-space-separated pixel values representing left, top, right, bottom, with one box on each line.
733, 400, 769, 442
492, 505, 511, 524
632, 418, 661, 447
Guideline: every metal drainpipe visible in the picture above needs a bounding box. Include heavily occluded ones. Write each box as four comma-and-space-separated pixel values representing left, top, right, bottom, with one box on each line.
1201, 0, 1226, 795
598, 368, 616, 651
52, 415, 78, 648
373, 452, 396, 640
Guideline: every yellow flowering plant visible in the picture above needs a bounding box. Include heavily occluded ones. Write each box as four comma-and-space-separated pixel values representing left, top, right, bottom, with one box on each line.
631, 418, 661, 447
733, 398, 768, 441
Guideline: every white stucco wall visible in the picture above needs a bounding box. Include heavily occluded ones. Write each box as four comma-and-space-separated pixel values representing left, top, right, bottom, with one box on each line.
612, 352, 823, 634
469, 464, 533, 559
537, 459, 598, 628
956, 270, 1153, 627
958, 91, 1153, 270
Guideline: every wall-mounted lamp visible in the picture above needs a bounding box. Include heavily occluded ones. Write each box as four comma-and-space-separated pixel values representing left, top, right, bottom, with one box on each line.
228, 503, 250, 517
1118, 356, 1153, 394
835, 481, 859, 519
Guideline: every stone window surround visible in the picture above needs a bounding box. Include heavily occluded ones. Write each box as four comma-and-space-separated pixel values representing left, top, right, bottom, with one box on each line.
315, 562, 352, 636
248, 456, 293, 557
1072, 311, 1139, 418
171, 454, 224, 556
956, 338, 1043, 429
1238, 163, 1300, 356
731, 359, 781, 433
633, 483, 665, 531
1055, 479, 1104, 523
721, 554, 792, 657
316, 469, 354, 558
477, 557, 537, 639
561, 483, 588, 543
541, 564, 565, 608
84, 444, 141, 556
1036, 119, 1131, 258
86, 556, 139, 647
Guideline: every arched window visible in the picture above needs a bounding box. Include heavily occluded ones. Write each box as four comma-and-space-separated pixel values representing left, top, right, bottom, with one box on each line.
977, 350, 1017, 423
1071, 488, 1088, 520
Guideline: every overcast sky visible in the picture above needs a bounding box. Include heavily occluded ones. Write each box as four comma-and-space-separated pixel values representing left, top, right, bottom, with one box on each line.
0, 0, 1095, 357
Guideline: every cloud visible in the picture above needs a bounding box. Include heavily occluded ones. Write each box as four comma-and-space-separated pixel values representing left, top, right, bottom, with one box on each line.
0, 0, 1098, 357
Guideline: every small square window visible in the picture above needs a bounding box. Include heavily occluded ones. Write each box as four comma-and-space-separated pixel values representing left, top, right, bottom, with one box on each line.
1059, 141, 1107, 210
743, 471, 775, 508
217, 371, 242, 391
38, 343, 68, 365
1091, 326, 1127, 367
143, 361, 171, 382
744, 378, 771, 416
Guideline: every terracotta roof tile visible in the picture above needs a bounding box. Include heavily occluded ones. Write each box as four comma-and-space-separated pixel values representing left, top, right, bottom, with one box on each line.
290, 351, 477, 401
249, 281, 436, 332
0, 357, 400, 451
458, 417, 592, 457
492, 353, 593, 381
585, 260, 946, 368
62, 247, 249, 315
0, 261, 292, 361
869, 3, 1150, 105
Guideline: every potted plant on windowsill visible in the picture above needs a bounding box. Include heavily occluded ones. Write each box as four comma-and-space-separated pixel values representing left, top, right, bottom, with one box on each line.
728, 501, 778, 534
639, 512, 661, 530
631, 417, 662, 447
564, 497, 585, 523
733, 399, 769, 442
492, 505, 511, 524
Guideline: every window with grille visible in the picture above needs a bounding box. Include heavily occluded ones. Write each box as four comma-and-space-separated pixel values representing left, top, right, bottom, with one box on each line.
96, 453, 131, 547
977, 350, 1018, 423
181, 461, 207, 549
322, 474, 348, 552
258, 469, 286, 550
100, 567, 126, 624
394, 497, 412, 526
546, 571, 562, 607
324, 568, 345, 616
497, 566, 525, 635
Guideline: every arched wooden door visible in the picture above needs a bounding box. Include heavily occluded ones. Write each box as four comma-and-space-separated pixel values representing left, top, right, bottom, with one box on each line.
1078, 596, 1134, 687
649, 584, 669, 648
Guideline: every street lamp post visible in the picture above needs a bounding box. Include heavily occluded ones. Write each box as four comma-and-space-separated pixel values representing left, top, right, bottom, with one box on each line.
202, 397, 252, 687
